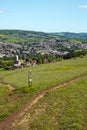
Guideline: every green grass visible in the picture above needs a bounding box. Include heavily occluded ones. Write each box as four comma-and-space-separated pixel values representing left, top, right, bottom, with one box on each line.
0, 85, 32, 120
0, 56, 87, 90
0, 85, 9, 119
13, 77, 87, 130
0, 56, 87, 120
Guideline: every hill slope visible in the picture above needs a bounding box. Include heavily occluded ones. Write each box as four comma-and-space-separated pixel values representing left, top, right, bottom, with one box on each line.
0, 56, 87, 129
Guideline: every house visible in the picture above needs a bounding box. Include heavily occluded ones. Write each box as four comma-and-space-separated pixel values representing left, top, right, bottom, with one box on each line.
0, 53, 5, 58
13, 55, 25, 69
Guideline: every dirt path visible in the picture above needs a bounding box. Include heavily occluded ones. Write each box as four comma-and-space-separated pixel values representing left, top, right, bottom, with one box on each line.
0, 74, 87, 130
0, 80, 15, 91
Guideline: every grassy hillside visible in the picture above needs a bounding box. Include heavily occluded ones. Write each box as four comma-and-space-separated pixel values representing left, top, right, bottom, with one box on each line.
0, 30, 87, 44
0, 56, 87, 89
54, 32, 87, 40
0, 56, 87, 120
14, 77, 87, 130
0, 30, 49, 44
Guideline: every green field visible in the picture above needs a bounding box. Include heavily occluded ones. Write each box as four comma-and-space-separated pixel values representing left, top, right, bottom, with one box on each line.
13, 76, 87, 130
0, 56, 87, 123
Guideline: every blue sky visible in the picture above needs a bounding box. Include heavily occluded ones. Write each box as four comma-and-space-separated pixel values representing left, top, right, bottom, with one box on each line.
0, 0, 87, 32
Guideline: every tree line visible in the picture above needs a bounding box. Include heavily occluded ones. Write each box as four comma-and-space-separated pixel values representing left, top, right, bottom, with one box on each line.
0, 50, 87, 70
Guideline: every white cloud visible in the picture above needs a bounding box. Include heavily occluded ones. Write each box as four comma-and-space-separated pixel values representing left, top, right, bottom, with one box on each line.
80, 5, 87, 8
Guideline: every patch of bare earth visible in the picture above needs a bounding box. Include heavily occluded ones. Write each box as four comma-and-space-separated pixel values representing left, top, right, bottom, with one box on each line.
0, 74, 87, 130
0, 80, 15, 91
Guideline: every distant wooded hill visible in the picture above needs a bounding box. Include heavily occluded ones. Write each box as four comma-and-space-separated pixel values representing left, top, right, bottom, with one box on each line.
0, 30, 87, 44
54, 32, 87, 39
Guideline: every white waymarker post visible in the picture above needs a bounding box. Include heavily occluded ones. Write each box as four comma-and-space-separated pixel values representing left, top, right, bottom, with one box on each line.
28, 70, 32, 87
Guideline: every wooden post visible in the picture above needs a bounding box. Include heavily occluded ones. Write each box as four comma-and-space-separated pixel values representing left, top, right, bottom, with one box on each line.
28, 70, 32, 87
